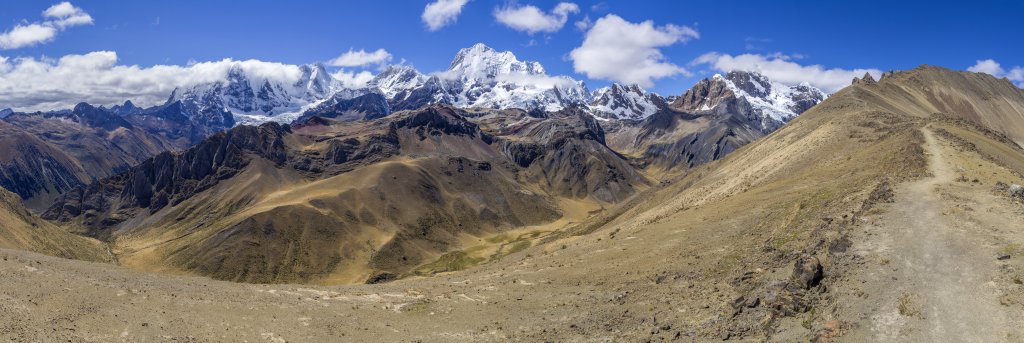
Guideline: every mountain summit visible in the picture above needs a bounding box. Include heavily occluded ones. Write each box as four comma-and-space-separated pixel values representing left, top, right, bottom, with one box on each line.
672, 70, 826, 131
369, 43, 591, 113
167, 63, 342, 125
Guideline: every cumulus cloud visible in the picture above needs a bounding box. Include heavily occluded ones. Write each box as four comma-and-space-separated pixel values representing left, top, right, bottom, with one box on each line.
570, 14, 698, 87
0, 2, 92, 50
968, 59, 1024, 86
422, 0, 471, 31
692, 52, 881, 93
0, 24, 58, 50
0, 51, 313, 111
494, 2, 579, 34
43, 2, 94, 29
331, 70, 375, 88
328, 48, 392, 67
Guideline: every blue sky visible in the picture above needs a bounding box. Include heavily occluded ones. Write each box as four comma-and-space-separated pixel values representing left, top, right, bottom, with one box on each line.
1, 0, 1022, 110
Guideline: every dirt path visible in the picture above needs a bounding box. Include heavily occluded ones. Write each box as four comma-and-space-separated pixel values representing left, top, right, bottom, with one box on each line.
835, 128, 1023, 342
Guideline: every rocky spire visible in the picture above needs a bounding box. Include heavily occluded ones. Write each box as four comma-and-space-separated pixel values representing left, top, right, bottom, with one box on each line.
853, 72, 877, 85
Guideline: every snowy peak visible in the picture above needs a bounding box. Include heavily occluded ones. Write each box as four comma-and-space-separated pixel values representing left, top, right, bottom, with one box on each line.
366, 43, 589, 113
296, 63, 339, 99
724, 71, 772, 98
672, 70, 825, 129
369, 65, 427, 100
167, 63, 344, 125
589, 83, 665, 120
447, 43, 545, 78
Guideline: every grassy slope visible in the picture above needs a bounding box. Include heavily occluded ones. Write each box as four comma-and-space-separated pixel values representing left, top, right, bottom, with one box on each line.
0, 188, 108, 262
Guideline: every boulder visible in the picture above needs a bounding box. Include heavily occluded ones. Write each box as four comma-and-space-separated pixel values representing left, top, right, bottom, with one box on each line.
791, 254, 824, 289
1009, 184, 1024, 198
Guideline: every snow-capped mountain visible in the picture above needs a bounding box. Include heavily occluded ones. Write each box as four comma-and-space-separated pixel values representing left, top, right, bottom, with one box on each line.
155, 45, 823, 130
366, 43, 591, 113
370, 65, 428, 102
672, 71, 826, 131
167, 64, 341, 126
588, 84, 667, 120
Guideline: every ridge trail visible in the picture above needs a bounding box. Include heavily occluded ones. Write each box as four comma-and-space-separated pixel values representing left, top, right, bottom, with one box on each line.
838, 127, 1022, 342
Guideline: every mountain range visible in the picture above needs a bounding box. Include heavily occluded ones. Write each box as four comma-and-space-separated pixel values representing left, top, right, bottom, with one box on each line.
158, 43, 824, 127
4, 64, 1024, 341
0, 44, 825, 212
3, 41, 1024, 341
18, 43, 830, 283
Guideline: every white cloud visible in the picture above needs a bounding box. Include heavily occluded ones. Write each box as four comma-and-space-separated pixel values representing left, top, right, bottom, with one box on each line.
0, 51, 313, 111
328, 48, 392, 67
968, 59, 1024, 86
43, 2, 93, 29
495, 72, 578, 89
968, 59, 1002, 75
574, 15, 592, 31
422, 0, 471, 31
569, 14, 698, 87
692, 52, 881, 93
494, 2, 579, 34
0, 24, 58, 50
43, 2, 80, 18
331, 70, 375, 88
0, 2, 93, 50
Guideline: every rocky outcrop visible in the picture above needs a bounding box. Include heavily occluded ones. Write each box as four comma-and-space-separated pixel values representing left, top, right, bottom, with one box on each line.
43, 123, 291, 234
672, 71, 825, 132
0, 121, 89, 207
391, 105, 489, 141
672, 76, 735, 113
852, 72, 877, 86
140, 100, 235, 144
497, 107, 646, 203
791, 254, 824, 289
109, 100, 143, 116
589, 84, 668, 120
1010, 184, 1024, 198
1, 103, 196, 209
640, 120, 762, 170
606, 71, 826, 171
297, 92, 390, 122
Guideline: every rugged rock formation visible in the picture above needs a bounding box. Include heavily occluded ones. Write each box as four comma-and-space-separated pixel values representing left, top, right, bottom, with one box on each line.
0, 121, 89, 210
672, 71, 825, 132
1, 103, 193, 209
44, 123, 292, 234
297, 92, 391, 122
605, 71, 827, 171
589, 84, 668, 120
43, 105, 645, 283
